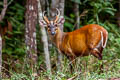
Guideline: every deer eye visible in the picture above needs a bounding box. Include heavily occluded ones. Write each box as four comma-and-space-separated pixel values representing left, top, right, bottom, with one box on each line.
48, 28, 50, 31
55, 24, 57, 26
47, 24, 50, 27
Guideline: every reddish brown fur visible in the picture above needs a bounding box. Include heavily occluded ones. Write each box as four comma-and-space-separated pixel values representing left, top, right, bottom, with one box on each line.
50, 24, 108, 60
41, 9, 108, 72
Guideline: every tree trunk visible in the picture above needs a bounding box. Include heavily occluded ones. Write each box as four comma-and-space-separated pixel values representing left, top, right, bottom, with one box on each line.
50, 0, 59, 18
119, 0, 120, 11
25, 0, 38, 74
0, 0, 13, 21
0, 0, 7, 21
74, 2, 80, 29
117, 0, 120, 27
0, 35, 2, 79
37, 0, 51, 75
59, 0, 65, 31
51, 0, 65, 70
0, 0, 7, 78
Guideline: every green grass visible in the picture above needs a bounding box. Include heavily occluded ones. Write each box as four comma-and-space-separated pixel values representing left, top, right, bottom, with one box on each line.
2, 55, 120, 80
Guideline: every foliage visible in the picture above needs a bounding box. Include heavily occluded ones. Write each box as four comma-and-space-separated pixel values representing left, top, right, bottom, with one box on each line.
2, 2, 25, 58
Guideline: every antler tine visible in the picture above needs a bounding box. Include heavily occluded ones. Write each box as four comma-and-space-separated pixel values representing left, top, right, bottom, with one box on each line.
43, 11, 50, 24
56, 8, 60, 17
54, 8, 60, 23
43, 11, 46, 17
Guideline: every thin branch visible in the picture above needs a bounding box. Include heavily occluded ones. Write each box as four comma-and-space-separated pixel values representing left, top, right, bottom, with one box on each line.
37, 0, 52, 75
67, 72, 81, 80
8, 0, 13, 6
0, 35, 2, 79
0, 0, 7, 21
73, 10, 88, 29
0, 0, 13, 21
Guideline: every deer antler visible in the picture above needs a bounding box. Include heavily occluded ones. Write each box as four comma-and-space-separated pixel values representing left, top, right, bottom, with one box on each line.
54, 8, 60, 23
43, 11, 50, 24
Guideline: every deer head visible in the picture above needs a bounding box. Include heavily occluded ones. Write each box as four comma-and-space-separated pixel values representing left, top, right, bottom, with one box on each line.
40, 8, 65, 35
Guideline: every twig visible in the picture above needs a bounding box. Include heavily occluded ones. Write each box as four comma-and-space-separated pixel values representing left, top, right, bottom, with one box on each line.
0, 0, 14, 21
79, 10, 88, 18
73, 10, 88, 29
67, 72, 81, 80
0, 0, 7, 21
8, 0, 13, 6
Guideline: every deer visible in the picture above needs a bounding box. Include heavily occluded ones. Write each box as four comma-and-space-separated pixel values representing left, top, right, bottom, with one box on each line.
40, 9, 108, 72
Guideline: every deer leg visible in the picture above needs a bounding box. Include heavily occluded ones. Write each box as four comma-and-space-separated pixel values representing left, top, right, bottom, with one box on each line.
91, 48, 103, 73
67, 47, 76, 73
99, 58, 103, 74
69, 56, 76, 73
91, 48, 102, 60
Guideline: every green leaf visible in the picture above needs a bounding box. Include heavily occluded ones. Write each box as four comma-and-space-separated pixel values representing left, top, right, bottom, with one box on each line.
71, 0, 81, 4
64, 22, 73, 28
64, 16, 74, 23
103, 7, 117, 12
104, 10, 115, 16
13, 31, 23, 34
64, 22, 74, 31
70, 14, 75, 18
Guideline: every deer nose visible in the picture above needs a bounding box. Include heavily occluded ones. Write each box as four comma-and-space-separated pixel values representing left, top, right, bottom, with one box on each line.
51, 32, 55, 35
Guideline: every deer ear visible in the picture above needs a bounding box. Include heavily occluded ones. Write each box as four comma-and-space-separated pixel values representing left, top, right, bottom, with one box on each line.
39, 20, 47, 27
57, 16, 65, 25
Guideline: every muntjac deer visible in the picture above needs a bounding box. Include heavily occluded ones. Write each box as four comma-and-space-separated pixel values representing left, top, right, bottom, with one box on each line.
40, 9, 108, 70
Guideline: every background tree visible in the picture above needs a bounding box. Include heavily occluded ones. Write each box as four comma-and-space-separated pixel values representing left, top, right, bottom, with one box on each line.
0, 0, 13, 78
0, 36, 2, 79
73, 0, 80, 29
116, 0, 120, 27
25, 0, 38, 74
38, 0, 51, 75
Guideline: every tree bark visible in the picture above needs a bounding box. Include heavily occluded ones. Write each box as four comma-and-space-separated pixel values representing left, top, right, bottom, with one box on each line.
0, 35, 2, 79
51, 0, 65, 70
50, 0, 59, 18
74, 2, 80, 29
37, 0, 51, 75
58, 0, 65, 31
0, 0, 13, 21
0, 0, 7, 21
0, 0, 12, 78
117, 0, 120, 27
25, 0, 38, 74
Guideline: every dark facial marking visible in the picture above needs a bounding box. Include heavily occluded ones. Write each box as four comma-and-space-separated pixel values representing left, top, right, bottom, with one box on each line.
47, 21, 58, 35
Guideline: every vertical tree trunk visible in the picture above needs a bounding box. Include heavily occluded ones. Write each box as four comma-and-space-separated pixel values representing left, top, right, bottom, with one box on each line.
51, 0, 65, 70
74, 2, 80, 29
50, 0, 59, 18
119, 0, 120, 11
59, 0, 65, 31
0, 0, 12, 78
0, 0, 7, 21
40, 0, 45, 11
37, 0, 51, 75
0, 0, 7, 78
0, 35, 2, 79
25, 0, 38, 74
117, 0, 120, 27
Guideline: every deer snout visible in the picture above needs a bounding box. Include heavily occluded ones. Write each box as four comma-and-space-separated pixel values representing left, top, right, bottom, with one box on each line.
50, 27, 56, 35
51, 32, 56, 35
